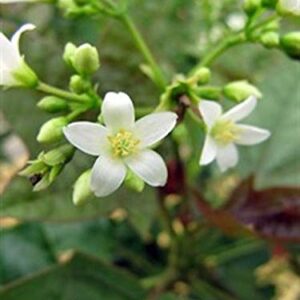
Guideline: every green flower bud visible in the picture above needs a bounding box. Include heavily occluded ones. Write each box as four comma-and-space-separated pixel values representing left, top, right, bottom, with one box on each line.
49, 164, 64, 182
33, 173, 51, 192
260, 31, 280, 48
37, 117, 68, 144
124, 169, 145, 193
12, 59, 39, 88
262, 0, 278, 8
69, 75, 90, 94
63, 42, 77, 67
41, 144, 75, 166
276, 0, 300, 16
73, 44, 100, 75
196, 86, 222, 100
72, 169, 92, 205
37, 96, 69, 113
223, 80, 262, 102
280, 32, 300, 59
189, 67, 211, 85
243, 0, 262, 15
19, 160, 48, 177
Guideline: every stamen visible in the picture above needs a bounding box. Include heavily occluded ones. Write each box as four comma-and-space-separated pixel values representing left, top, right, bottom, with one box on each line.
108, 129, 140, 158
211, 120, 240, 145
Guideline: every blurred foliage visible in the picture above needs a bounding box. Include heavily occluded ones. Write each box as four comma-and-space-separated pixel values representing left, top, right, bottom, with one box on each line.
0, 0, 300, 299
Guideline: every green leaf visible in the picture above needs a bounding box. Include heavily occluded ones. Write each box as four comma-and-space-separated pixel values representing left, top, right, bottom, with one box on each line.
0, 224, 56, 286
0, 252, 146, 300
0, 156, 157, 238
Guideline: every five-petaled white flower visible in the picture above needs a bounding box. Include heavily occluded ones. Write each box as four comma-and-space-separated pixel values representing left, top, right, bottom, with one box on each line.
199, 96, 271, 172
0, 23, 37, 87
64, 92, 178, 197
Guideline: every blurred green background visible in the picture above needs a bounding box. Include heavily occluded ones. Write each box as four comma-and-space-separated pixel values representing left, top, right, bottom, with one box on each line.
0, 0, 300, 299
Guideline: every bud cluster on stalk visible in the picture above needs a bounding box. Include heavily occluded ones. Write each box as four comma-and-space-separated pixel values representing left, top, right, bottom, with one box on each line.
19, 144, 75, 191
36, 42, 101, 144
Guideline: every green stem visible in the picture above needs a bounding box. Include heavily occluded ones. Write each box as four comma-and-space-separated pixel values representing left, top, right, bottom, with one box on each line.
37, 82, 90, 103
190, 14, 280, 73
119, 14, 167, 90
190, 33, 246, 73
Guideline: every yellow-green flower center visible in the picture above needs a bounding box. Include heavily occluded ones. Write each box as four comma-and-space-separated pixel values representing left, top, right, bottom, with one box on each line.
108, 129, 140, 158
211, 120, 241, 145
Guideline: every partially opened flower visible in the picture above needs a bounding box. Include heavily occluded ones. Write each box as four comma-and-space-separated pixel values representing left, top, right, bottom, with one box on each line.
64, 92, 177, 197
199, 96, 271, 172
0, 23, 38, 88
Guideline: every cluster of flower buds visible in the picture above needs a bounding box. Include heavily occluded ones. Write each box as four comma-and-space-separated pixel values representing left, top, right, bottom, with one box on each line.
35, 42, 101, 144
19, 144, 75, 191
58, 0, 100, 18
242, 0, 300, 61
63, 42, 100, 94
243, 0, 300, 16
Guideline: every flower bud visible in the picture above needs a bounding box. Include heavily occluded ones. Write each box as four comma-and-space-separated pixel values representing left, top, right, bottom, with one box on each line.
37, 117, 68, 144
276, 0, 300, 16
63, 42, 77, 67
19, 161, 48, 177
72, 169, 92, 205
69, 75, 90, 94
243, 0, 262, 15
73, 44, 100, 75
41, 144, 75, 166
12, 59, 39, 88
280, 32, 300, 59
223, 80, 262, 102
196, 86, 222, 100
189, 67, 211, 85
260, 31, 280, 48
37, 96, 69, 113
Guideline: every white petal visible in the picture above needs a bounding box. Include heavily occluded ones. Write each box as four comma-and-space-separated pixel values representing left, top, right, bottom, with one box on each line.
235, 124, 271, 145
134, 112, 177, 148
102, 92, 135, 132
216, 143, 239, 172
0, 32, 19, 69
221, 96, 257, 122
91, 156, 126, 197
11, 23, 36, 57
198, 100, 222, 128
199, 135, 217, 165
63, 122, 109, 156
125, 150, 167, 187
0, 68, 15, 86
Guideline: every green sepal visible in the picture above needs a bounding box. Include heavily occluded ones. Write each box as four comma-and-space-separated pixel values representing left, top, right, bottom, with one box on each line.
41, 144, 75, 166
124, 169, 145, 193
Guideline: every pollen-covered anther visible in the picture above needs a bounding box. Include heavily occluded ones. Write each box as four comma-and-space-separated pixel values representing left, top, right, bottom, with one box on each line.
108, 129, 140, 158
211, 120, 241, 145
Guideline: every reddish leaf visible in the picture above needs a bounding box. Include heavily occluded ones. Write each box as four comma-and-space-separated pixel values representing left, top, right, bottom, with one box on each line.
227, 178, 300, 242
192, 189, 251, 236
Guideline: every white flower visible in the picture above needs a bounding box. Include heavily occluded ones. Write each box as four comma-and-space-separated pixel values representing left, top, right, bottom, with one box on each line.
199, 96, 271, 172
0, 23, 37, 87
64, 92, 177, 197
